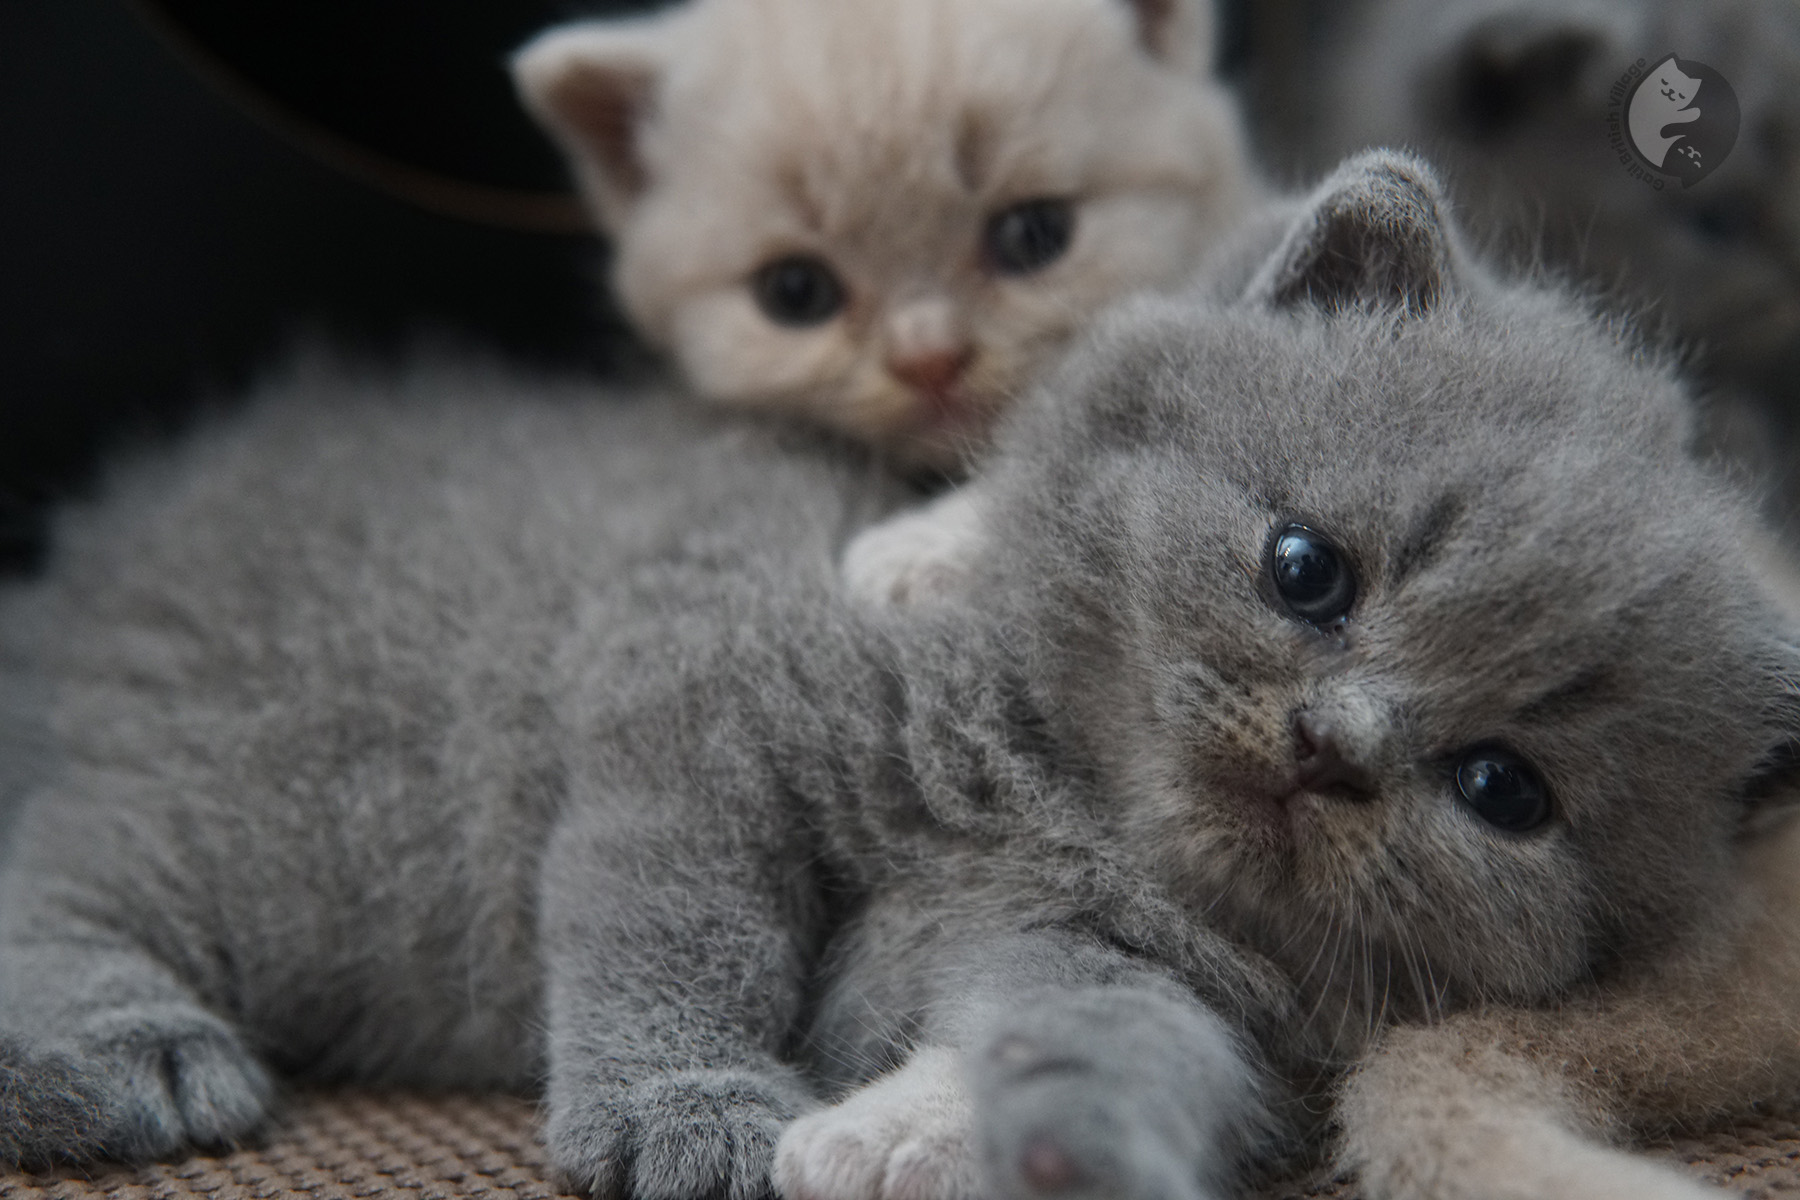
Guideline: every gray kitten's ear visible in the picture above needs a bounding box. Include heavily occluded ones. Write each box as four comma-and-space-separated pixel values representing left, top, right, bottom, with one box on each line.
1433, 11, 1618, 139
511, 20, 670, 230
1249, 150, 1455, 316
1120, 0, 1214, 75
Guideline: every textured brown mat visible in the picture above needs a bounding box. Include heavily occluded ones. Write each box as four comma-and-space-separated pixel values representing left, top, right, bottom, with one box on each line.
0, 1094, 573, 1200
3, 1092, 1799, 1200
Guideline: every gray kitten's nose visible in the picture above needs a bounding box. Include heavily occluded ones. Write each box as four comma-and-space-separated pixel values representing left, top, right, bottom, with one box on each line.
1292, 711, 1373, 796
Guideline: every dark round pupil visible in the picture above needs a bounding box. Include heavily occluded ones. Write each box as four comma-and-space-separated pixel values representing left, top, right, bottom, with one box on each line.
1270, 526, 1354, 623
985, 198, 1075, 275
1455, 749, 1551, 833
752, 256, 845, 326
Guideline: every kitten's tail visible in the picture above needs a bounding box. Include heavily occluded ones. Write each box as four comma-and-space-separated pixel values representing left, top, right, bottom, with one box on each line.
0, 1036, 115, 1167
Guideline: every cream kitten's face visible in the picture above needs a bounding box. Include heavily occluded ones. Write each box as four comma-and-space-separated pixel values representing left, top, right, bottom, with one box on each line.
514, 0, 1257, 469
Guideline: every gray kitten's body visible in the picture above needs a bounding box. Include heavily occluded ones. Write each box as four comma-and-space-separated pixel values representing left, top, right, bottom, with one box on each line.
1, 155, 1796, 1200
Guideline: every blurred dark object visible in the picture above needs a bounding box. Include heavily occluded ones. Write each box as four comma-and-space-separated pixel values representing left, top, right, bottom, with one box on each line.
131, 0, 617, 230
0, 0, 665, 578
1248, 0, 1800, 534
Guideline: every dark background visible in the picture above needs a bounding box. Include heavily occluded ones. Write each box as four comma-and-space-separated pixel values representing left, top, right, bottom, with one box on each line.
0, 0, 647, 575
0, 0, 1272, 577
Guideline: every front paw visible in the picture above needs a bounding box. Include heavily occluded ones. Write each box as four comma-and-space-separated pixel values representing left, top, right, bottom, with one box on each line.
974, 1041, 1212, 1200
967, 991, 1256, 1200
548, 1068, 814, 1200
57, 1007, 274, 1163
774, 1046, 980, 1200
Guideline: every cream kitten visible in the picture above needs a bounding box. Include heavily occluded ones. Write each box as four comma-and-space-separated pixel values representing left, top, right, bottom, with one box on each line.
511, 0, 1259, 469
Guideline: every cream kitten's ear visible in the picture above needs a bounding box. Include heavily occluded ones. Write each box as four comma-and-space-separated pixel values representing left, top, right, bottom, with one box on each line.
1119, 0, 1215, 76
1249, 150, 1456, 316
511, 21, 670, 230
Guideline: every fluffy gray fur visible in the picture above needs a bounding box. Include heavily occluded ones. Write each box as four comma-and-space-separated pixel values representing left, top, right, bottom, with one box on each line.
0, 152, 1795, 1200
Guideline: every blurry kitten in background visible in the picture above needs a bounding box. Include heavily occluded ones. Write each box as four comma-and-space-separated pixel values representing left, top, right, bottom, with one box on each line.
511, 0, 1259, 469
1290, 0, 1800, 527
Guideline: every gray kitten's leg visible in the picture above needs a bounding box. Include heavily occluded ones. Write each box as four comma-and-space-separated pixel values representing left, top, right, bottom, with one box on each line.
778, 930, 1264, 1200
0, 937, 273, 1164
968, 982, 1259, 1200
538, 803, 822, 1200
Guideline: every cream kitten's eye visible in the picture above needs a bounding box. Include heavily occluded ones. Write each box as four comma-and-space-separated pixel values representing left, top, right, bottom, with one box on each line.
1269, 524, 1356, 626
1454, 746, 1553, 833
751, 256, 846, 326
984, 198, 1075, 275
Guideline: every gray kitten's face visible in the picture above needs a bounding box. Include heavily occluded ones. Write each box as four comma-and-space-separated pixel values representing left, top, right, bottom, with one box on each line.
998, 155, 1799, 1028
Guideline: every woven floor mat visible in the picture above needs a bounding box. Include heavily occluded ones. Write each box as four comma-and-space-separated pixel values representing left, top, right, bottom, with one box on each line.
4, 1092, 1799, 1200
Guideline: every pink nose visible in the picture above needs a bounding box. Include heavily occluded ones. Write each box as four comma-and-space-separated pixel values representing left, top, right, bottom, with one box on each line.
888, 346, 974, 396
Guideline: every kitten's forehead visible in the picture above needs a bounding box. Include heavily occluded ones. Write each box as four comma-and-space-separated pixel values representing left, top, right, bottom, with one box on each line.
1047, 293, 1776, 734
649, 0, 1197, 248
1088, 297, 1692, 505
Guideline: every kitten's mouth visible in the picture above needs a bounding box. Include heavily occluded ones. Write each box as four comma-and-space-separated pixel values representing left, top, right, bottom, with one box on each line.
1232, 770, 1372, 855
898, 388, 1000, 459
910, 386, 984, 431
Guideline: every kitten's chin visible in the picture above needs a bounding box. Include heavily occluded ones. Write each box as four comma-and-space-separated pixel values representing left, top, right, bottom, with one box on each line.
884, 397, 1002, 471
1146, 776, 1368, 906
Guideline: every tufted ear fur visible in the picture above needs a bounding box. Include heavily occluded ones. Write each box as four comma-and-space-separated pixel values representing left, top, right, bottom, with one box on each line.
511, 19, 671, 231
1248, 150, 1457, 317
1119, 0, 1215, 76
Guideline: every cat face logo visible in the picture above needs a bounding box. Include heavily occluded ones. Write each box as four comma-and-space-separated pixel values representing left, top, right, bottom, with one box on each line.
1624, 54, 1740, 188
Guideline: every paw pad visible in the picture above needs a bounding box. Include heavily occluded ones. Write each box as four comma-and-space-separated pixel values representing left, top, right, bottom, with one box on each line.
1019, 1136, 1082, 1193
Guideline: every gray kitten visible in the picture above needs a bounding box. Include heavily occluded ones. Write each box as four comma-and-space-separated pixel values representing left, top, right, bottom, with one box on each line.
0, 153, 1795, 1200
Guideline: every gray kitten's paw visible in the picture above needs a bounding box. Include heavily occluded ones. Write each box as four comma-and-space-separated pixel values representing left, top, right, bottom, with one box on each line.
774, 1046, 980, 1200
0, 1038, 118, 1165
548, 1068, 814, 1200
974, 1044, 1213, 1200
968, 991, 1254, 1200
59, 1008, 273, 1161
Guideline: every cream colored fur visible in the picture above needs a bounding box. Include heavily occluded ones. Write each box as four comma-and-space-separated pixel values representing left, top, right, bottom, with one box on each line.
776, 1046, 979, 1200
1340, 812, 1800, 1200
1337, 549, 1800, 1198
513, 0, 1259, 468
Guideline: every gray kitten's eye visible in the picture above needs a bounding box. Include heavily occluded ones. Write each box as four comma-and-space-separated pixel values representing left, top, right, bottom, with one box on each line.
984, 198, 1075, 275
1269, 524, 1356, 625
1455, 746, 1552, 833
751, 256, 846, 326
